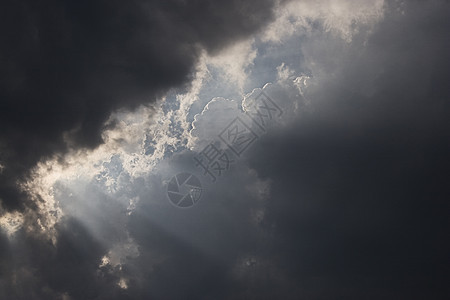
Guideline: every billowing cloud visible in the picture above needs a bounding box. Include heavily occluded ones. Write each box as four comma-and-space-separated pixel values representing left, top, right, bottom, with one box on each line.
0, 0, 278, 211
1, 0, 450, 299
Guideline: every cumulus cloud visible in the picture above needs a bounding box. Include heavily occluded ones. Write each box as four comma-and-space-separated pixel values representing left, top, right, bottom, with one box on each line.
2, 0, 450, 299
0, 0, 278, 211
206, 39, 258, 92
263, 0, 385, 43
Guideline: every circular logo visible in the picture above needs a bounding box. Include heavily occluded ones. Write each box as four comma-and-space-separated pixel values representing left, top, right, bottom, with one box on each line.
167, 172, 202, 208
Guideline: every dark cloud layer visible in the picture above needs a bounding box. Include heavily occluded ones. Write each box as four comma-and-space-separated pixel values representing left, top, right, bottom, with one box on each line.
0, 0, 277, 210
245, 1, 450, 298
1, 0, 450, 299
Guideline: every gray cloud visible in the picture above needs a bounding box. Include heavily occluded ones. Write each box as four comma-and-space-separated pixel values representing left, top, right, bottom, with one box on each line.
1, 0, 450, 299
243, 0, 450, 297
0, 0, 277, 211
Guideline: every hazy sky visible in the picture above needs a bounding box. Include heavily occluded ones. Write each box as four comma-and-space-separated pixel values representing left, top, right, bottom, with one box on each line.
1, 1, 449, 299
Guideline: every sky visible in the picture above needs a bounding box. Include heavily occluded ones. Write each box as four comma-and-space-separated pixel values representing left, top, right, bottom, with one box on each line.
0, 0, 449, 299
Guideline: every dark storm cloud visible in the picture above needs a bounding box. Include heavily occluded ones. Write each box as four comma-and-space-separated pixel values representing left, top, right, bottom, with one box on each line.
0, 0, 277, 210
2, 0, 450, 299
244, 0, 450, 298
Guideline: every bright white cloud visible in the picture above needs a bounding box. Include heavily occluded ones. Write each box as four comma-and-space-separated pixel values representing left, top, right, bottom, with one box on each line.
0, 209, 24, 236
206, 39, 257, 92
263, 0, 385, 43
189, 97, 245, 151
15, 0, 388, 288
